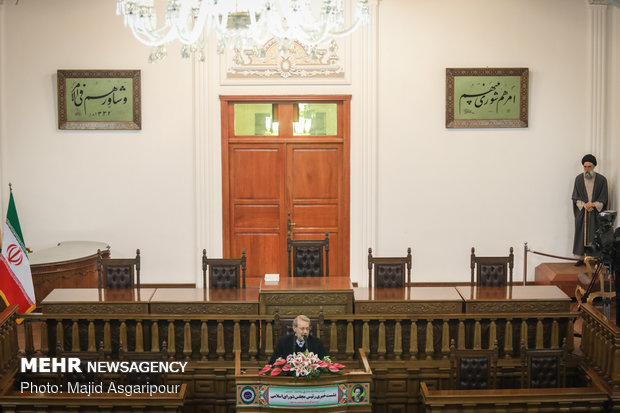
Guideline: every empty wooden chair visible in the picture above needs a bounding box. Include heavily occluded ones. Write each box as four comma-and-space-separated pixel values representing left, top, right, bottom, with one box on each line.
520, 340, 567, 388
450, 339, 498, 390
287, 232, 329, 277
368, 247, 412, 287
470, 246, 514, 286
201, 249, 247, 288
97, 249, 140, 289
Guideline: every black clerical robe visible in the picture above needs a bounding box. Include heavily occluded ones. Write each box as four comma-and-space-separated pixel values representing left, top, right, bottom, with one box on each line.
572, 172, 608, 255
269, 334, 326, 364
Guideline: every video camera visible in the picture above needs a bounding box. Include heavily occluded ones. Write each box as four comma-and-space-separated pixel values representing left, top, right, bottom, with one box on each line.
585, 210, 620, 267
583, 210, 620, 325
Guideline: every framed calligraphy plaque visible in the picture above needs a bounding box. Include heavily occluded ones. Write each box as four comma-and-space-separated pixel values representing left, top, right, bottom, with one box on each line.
446, 68, 528, 128
57, 70, 141, 130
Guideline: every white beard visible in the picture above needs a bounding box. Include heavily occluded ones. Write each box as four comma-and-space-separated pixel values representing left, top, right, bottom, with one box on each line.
585, 171, 594, 179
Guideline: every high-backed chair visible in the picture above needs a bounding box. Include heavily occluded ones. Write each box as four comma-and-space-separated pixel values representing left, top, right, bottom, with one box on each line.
201, 249, 247, 289
470, 247, 514, 286
97, 249, 140, 289
287, 232, 329, 277
273, 310, 325, 343
520, 340, 567, 388
450, 339, 498, 390
368, 247, 412, 287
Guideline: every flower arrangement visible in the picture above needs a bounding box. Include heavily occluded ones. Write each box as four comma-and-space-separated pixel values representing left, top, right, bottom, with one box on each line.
259, 351, 345, 379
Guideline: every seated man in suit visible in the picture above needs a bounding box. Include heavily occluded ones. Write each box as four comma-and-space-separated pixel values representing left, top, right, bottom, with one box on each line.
269, 315, 326, 364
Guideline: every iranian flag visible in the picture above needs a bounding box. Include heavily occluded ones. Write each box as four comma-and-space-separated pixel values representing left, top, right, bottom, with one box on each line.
0, 191, 35, 314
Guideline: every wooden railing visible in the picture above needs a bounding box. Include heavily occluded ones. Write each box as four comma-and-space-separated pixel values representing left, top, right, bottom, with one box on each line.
0, 305, 19, 374
321, 313, 576, 361
16, 311, 577, 363
581, 303, 620, 386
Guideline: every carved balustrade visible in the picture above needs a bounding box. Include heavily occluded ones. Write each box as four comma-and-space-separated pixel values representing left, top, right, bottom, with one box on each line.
581, 303, 620, 387
17, 311, 577, 364
0, 305, 19, 376
18, 313, 273, 362
320, 312, 576, 361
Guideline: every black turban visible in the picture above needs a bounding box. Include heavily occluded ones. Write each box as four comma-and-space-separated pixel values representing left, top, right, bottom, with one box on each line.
582, 154, 597, 166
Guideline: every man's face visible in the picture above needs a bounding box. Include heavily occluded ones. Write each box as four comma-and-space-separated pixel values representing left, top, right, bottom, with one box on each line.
583, 162, 595, 172
293, 318, 311, 341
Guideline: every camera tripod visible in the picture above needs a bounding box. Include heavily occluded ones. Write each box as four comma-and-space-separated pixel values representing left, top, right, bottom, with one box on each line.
582, 257, 615, 321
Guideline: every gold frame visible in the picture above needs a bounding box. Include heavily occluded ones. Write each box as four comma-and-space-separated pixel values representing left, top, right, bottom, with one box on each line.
446, 67, 528, 128
57, 70, 141, 130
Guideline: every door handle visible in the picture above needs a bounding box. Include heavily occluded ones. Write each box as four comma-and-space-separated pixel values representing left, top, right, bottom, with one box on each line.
287, 215, 296, 234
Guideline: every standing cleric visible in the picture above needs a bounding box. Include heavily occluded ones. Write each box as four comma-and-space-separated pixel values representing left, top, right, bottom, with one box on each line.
572, 154, 608, 262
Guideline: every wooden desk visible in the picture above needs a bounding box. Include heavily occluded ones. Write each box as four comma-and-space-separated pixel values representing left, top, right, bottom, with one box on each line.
41, 288, 155, 314
353, 286, 463, 314
456, 285, 572, 313
259, 277, 353, 316
420, 382, 607, 413
29, 241, 109, 303
149, 287, 260, 314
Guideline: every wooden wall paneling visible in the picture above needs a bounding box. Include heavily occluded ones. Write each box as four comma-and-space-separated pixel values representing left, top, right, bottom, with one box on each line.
220, 96, 351, 277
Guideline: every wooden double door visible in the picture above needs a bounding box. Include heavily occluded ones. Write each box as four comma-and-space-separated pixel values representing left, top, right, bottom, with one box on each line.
220, 96, 350, 277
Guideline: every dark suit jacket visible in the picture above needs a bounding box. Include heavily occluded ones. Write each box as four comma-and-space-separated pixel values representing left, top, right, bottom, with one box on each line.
269, 334, 326, 365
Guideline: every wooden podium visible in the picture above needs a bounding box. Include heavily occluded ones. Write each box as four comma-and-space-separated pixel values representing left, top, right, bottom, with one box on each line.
235, 350, 372, 412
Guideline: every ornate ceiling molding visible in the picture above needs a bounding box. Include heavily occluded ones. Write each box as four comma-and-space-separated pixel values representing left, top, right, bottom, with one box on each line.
225, 39, 346, 81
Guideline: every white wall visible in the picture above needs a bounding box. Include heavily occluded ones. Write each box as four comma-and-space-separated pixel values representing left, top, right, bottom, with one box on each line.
375, 0, 605, 282
0, 0, 616, 285
0, 0, 196, 283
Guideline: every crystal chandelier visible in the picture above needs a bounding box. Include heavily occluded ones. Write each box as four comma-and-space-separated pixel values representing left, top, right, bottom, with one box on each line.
116, 0, 370, 63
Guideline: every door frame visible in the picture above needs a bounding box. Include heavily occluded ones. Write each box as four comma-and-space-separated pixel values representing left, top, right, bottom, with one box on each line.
220, 95, 351, 276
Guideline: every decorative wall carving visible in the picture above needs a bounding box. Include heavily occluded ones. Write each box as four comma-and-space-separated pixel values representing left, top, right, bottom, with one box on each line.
224, 39, 345, 81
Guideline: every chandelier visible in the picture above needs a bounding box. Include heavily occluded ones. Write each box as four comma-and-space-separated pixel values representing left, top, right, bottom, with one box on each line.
116, 0, 370, 63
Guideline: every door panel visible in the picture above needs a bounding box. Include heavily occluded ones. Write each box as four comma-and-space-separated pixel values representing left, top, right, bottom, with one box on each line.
288, 144, 344, 276
292, 205, 339, 228
230, 147, 282, 200
229, 145, 286, 276
290, 147, 340, 199
233, 205, 280, 230
233, 233, 281, 277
